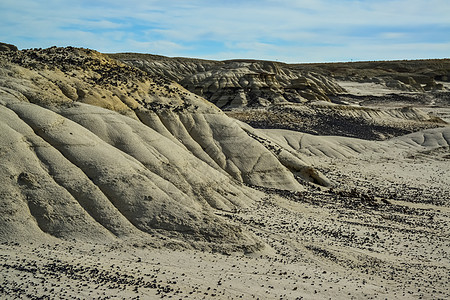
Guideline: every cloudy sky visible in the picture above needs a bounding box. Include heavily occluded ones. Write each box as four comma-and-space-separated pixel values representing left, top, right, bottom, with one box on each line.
1, 0, 449, 63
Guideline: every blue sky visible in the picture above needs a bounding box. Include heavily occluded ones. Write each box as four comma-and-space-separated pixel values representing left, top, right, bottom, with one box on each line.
1, 0, 449, 63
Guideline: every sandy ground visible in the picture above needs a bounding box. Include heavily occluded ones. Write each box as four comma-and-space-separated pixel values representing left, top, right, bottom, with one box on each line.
0, 239, 399, 300
337, 81, 399, 96
337, 80, 450, 123
1, 138, 449, 299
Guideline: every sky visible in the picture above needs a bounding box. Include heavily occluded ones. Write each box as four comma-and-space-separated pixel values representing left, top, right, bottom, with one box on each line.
1, 0, 449, 63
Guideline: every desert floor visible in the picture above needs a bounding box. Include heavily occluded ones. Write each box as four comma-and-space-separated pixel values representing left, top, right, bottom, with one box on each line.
1, 135, 448, 299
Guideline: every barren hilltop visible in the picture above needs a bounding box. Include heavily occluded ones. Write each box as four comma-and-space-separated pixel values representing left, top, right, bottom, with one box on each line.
1, 44, 449, 299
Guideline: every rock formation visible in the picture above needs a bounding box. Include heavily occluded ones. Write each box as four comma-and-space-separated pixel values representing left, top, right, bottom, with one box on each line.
111, 54, 450, 109
295, 59, 450, 92
110, 54, 346, 108
0, 45, 328, 249
111, 53, 449, 140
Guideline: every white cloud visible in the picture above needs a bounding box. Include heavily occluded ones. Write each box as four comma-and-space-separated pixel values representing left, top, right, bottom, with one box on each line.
1, 0, 449, 61
380, 32, 408, 40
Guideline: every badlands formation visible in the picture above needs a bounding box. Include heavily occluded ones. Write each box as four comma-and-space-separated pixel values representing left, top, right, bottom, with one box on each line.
1, 43, 449, 299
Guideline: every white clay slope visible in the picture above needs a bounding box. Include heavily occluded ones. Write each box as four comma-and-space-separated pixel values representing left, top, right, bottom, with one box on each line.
258, 126, 450, 159
0, 47, 324, 248
0, 95, 263, 247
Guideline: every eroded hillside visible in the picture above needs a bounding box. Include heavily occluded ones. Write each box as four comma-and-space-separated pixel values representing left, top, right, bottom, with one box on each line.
112, 53, 450, 140
1, 45, 449, 300
0, 46, 328, 250
110, 53, 345, 107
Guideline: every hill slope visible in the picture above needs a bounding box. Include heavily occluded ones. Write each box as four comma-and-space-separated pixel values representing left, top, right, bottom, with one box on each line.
112, 53, 449, 140
110, 53, 345, 107
0, 46, 329, 249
